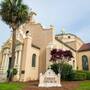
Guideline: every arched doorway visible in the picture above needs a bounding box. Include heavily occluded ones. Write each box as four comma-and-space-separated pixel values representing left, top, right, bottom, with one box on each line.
82, 55, 89, 70
7, 57, 12, 79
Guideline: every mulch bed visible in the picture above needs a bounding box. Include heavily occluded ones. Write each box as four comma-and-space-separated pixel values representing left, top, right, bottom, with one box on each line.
24, 81, 80, 90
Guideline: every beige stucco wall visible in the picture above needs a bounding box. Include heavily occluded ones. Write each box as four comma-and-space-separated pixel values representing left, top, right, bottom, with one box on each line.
46, 39, 77, 70
20, 36, 40, 81
0, 42, 23, 81
0, 52, 2, 66
55, 40, 77, 70
77, 51, 90, 71
13, 44, 23, 81
56, 34, 75, 43
22, 22, 53, 73
66, 41, 77, 50
76, 39, 83, 50
56, 34, 84, 50
1, 18, 90, 82
28, 47, 40, 81
0, 21, 52, 81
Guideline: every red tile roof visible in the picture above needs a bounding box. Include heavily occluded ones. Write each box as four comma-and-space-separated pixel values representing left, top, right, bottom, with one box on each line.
78, 43, 90, 52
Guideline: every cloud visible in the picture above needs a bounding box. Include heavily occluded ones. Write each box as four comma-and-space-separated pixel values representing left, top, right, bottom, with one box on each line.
23, 0, 90, 30
0, 21, 11, 46
0, 0, 90, 47
75, 25, 90, 43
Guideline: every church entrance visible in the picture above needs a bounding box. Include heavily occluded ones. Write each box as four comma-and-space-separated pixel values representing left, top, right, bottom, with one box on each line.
7, 57, 12, 79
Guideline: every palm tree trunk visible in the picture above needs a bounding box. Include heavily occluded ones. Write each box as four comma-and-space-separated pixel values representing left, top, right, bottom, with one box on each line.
9, 28, 16, 81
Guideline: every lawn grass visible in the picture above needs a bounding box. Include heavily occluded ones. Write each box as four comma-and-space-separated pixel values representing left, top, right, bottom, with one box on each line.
0, 81, 90, 90
0, 82, 26, 90
76, 81, 90, 90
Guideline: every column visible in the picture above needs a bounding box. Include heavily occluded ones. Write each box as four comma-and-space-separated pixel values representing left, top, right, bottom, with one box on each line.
14, 51, 17, 67
20, 34, 32, 81
17, 50, 22, 80
4, 54, 9, 72
1, 54, 6, 69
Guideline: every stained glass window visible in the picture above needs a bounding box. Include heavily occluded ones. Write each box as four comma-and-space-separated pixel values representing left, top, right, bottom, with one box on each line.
82, 55, 89, 70
32, 54, 36, 67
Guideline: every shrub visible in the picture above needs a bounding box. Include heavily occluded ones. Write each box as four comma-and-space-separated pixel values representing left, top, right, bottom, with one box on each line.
13, 68, 18, 75
51, 63, 59, 74
51, 63, 74, 81
76, 71, 90, 80
61, 63, 74, 81
7, 68, 18, 77
85, 71, 90, 80
73, 71, 86, 81
50, 64, 90, 81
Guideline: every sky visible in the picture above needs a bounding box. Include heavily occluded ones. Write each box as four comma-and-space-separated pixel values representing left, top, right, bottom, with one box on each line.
0, 0, 90, 47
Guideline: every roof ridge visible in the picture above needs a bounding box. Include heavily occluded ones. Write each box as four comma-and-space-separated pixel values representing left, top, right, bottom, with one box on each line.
55, 33, 84, 43
78, 43, 90, 52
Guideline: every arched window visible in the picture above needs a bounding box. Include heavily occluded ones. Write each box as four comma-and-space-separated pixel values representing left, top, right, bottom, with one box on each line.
32, 54, 36, 67
82, 55, 89, 70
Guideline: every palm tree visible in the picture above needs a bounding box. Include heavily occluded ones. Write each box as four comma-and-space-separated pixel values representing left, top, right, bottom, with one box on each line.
0, 0, 30, 81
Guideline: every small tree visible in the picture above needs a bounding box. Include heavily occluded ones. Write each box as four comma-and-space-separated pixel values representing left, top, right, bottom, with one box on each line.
51, 63, 74, 81
50, 49, 73, 75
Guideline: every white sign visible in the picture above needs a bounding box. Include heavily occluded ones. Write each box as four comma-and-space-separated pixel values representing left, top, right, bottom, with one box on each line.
38, 69, 61, 87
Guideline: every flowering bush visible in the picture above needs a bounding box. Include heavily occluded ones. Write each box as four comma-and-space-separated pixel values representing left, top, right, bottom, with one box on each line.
50, 49, 73, 62
50, 48, 73, 75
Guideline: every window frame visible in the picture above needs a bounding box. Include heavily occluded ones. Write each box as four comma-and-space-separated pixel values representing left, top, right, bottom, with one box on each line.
32, 54, 36, 67
82, 55, 89, 71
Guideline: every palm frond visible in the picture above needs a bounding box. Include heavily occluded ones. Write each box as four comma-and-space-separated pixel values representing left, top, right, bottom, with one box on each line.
0, 0, 31, 28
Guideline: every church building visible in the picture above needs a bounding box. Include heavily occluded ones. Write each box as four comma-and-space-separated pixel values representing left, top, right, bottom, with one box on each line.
0, 15, 90, 82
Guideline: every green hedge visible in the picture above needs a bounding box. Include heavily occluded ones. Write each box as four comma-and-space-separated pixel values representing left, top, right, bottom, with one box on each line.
50, 63, 74, 81
73, 71, 86, 81
60, 63, 74, 81
7, 68, 18, 78
50, 63, 90, 81
13, 68, 18, 75
76, 71, 90, 80
85, 71, 90, 80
